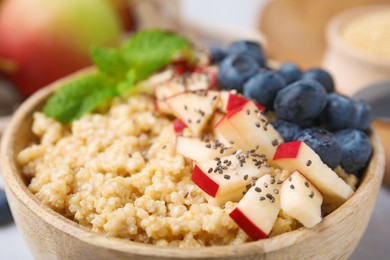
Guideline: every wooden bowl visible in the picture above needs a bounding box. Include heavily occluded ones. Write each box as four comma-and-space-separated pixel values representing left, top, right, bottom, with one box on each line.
0, 69, 385, 259
322, 5, 390, 96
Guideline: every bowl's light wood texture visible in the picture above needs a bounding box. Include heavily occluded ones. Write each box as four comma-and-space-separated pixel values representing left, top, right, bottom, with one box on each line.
0, 70, 385, 260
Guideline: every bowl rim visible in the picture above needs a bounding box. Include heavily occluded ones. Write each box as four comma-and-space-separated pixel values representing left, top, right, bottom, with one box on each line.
0, 69, 385, 258
326, 4, 390, 68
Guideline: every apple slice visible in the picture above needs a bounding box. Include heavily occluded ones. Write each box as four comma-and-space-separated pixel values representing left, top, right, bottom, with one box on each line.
166, 90, 220, 136
193, 65, 218, 88
176, 136, 234, 162
280, 171, 323, 228
172, 119, 187, 134
192, 150, 272, 205
227, 101, 282, 161
229, 174, 282, 240
213, 114, 252, 151
273, 141, 354, 205
218, 91, 248, 112
155, 73, 211, 115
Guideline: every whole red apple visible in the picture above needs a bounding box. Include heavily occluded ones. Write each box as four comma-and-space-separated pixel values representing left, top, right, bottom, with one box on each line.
0, 0, 124, 97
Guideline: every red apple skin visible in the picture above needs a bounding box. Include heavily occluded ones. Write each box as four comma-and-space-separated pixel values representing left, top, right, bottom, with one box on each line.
191, 165, 219, 197
229, 208, 268, 241
226, 94, 248, 112
173, 119, 187, 133
0, 0, 123, 97
273, 141, 302, 160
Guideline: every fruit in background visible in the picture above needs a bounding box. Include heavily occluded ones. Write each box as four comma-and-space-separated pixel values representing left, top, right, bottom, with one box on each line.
295, 128, 342, 169
107, 0, 135, 32
175, 136, 234, 162
227, 40, 265, 66
0, 0, 123, 97
274, 79, 327, 126
280, 171, 323, 228
334, 129, 372, 174
243, 71, 286, 110
272, 119, 302, 142
273, 141, 353, 205
192, 152, 272, 206
302, 68, 335, 93
229, 174, 282, 240
217, 54, 259, 92
166, 90, 220, 136
277, 63, 302, 84
227, 101, 282, 161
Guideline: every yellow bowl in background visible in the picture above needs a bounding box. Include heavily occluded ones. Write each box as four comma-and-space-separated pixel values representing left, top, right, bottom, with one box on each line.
322, 5, 390, 96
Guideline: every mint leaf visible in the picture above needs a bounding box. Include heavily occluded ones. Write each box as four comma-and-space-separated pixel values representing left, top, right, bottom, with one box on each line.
91, 47, 127, 80
121, 30, 192, 81
44, 74, 117, 123
44, 30, 194, 123
116, 69, 136, 95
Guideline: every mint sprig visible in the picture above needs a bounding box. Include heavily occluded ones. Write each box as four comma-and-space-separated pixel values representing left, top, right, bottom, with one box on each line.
44, 30, 193, 123
43, 74, 117, 123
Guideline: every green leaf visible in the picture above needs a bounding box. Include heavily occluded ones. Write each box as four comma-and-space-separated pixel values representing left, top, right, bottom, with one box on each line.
91, 47, 128, 80
43, 73, 117, 123
120, 29, 192, 81
116, 69, 136, 95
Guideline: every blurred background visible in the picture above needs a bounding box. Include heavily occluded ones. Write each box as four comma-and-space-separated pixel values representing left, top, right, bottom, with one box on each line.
0, 0, 389, 259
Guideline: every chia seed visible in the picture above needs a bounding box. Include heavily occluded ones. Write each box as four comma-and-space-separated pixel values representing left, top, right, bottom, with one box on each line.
224, 175, 230, 180
306, 160, 312, 166
290, 185, 295, 189
255, 187, 262, 192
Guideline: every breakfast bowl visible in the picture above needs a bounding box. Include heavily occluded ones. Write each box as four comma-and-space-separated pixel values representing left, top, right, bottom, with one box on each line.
0, 28, 386, 259
0, 67, 385, 259
322, 5, 390, 96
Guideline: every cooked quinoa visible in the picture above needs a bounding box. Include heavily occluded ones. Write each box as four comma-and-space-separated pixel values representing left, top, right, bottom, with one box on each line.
17, 93, 358, 247
341, 9, 390, 59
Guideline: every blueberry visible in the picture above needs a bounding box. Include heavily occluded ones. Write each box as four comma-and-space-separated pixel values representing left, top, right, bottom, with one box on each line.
217, 54, 260, 92
321, 93, 356, 130
302, 68, 335, 93
209, 47, 226, 63
274, 79, 327, 126
272, 119, 302, 142
227, 40, 265, 66
352, 99, 373, 131
277, 63, 302, 84
334, 129, 372, 173
295, 128, 342, 169
0, 189, 13, 225
243, 71, 286, 110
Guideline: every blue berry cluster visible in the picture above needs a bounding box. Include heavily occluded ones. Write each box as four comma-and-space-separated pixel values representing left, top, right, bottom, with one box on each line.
210, 41, 373, 174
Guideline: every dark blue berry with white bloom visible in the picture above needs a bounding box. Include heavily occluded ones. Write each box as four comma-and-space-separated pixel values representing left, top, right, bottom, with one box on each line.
321, 93, 356, 130
277, 63, 302, 84
274, 79, 327, 126
217, 54, 260, 92
334, 129, 372, 173
352, 99, 373, 131
272, 119, 302, 142
227, 40, 265, 66
0, 189, 13, 225
243, 71, 286, 110
302, 68, 335, 93
295, 128, 342, 169
209, 47, 226, 63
